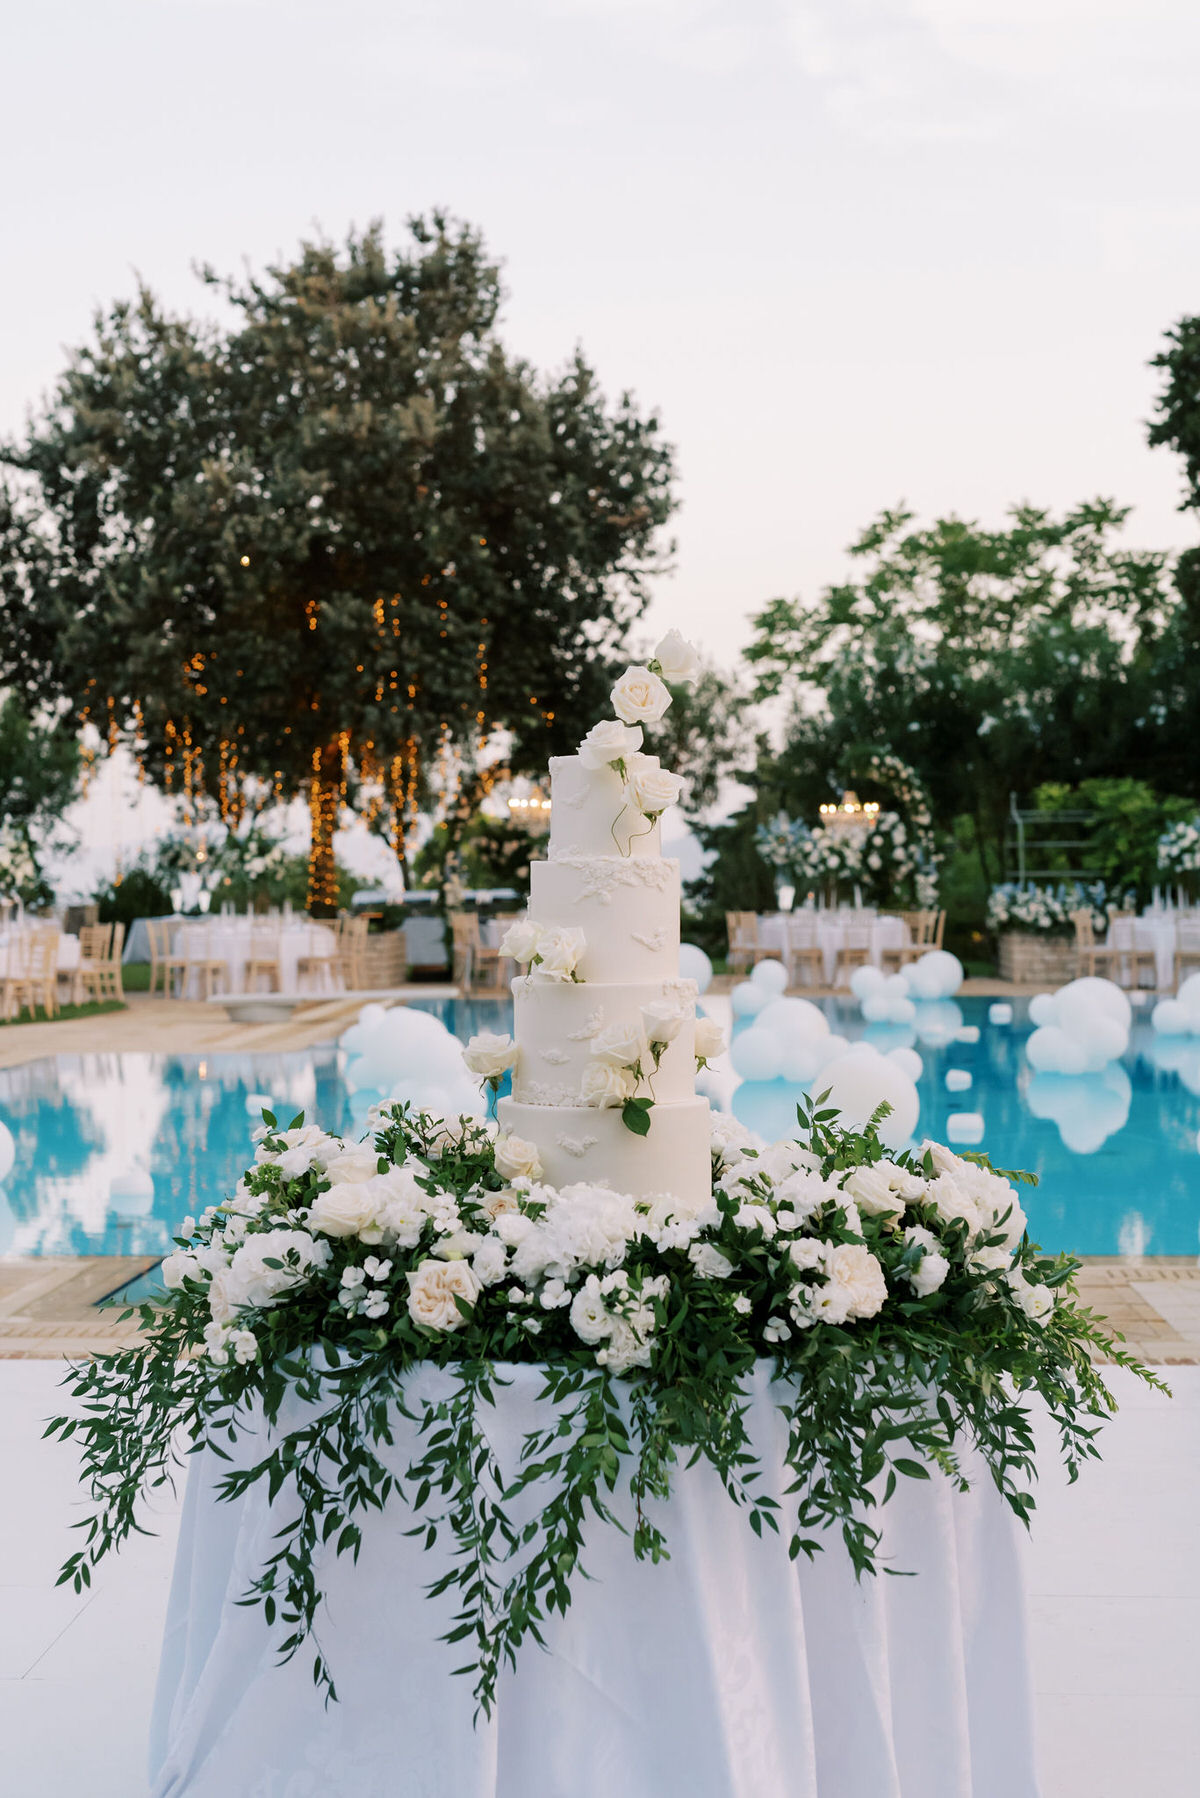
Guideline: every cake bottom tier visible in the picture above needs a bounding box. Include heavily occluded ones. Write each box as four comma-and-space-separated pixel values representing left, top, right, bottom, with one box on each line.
496, 1095, 712, 1203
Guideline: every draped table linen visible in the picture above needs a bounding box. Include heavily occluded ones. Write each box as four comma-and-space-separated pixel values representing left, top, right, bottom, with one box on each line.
1106, 915, 1176, 991
171, 920, 341, 998
0, 928, 80, 977
757, 913, 909, 986
149, 1363, 1040, 1798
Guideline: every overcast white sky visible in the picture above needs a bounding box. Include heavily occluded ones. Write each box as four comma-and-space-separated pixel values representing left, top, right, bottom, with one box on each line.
4, 0, 1200, 666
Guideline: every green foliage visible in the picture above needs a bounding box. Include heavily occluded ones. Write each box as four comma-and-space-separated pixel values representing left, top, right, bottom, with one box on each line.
1150, 314, 1200, 512
0, 216, 677, 897
0, 694, 79, 834
412, 814, 540, 898
1028, 777, 1195, 900
745, 501, 1196, 880
47, 1102, 1159, 1717
94, 863, 174, 927
683, 803, 778, 956
651, 661, 755, 820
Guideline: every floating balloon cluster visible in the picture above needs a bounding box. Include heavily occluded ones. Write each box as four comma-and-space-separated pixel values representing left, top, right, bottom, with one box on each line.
848, 951, 965, 1024
1025, 978, 1131, 1075
1151, 973, 1200, 1037
340, 1004, 485, 1123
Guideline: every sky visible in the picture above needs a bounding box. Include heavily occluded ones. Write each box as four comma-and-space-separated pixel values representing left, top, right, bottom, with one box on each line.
4, 0, 1200, 672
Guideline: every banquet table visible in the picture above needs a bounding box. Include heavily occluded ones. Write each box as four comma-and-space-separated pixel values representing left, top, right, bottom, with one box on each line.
1106, 915, 1177, 991
170, 919, 341, 998
757, 912, 909, 986
0, 927, 81, 978
149, 1363, 1039, 1798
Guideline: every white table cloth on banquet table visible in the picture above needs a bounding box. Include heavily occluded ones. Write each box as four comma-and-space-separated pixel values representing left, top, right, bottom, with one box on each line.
171, 920, 340, 998
1106, 915, 1178, 991
149, 1363, 1039, 1798
757, 912, 909, 985
0, 928, 80, 976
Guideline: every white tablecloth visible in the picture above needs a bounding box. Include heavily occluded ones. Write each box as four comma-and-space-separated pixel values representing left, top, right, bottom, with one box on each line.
0, 928, 81, 976
758, 913, 909, 985
172, 921, 340, 997
1107, 916, 1175, 990
149, 1363, 1039, 1798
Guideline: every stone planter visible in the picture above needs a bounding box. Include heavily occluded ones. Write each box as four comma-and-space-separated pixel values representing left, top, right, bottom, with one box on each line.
997, 931, 1079, 987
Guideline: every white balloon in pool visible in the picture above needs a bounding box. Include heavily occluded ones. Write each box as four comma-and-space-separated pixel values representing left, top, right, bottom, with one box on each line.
945, 1069, 973, 1092
849, 964, 887, 1001
244, 1092, 274, 1117
888, 1046, 924, 1083
755, 996, 830, 1040
1028, 993, 1056, 1027
678, 944, 713, 993
730, 1026, 785, 1083
0, 1120, 13, 1185
906, 951, 964, 1001
815, 1046, 920, 1150
731, 981, 768, 1018
1023, 976, 1129, 1073
109, 1163, 155, 1216
988, 1003, 1013, 1025
750, 958, 789, 996
946, 1112, 984, 1144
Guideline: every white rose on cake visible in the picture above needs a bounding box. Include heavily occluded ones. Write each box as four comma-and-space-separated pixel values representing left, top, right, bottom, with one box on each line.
641, 996, 689, 1044
499, 919, 540, 964
581, 1060, 638, 1108
611, 665, 672, 726
579, 719, 643, 769
626, 754, 684, 819
531, 925, 585, 982
494, 1132, 543, 1181
406, 1258, 481, 1332
693, 1015, 726, 1063
652, 628, 701, 685
464, 1032, 518, 1082
590, 1018, 649, 1068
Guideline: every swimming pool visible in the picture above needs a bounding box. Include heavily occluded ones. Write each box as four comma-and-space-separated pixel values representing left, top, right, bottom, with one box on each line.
0, 996, 1196, 1263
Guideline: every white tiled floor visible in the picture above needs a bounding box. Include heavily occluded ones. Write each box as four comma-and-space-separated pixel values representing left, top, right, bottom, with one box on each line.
2, 1360, 1198, 1798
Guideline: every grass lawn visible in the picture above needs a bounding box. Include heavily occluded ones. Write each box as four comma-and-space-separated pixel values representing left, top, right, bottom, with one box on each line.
0, 999, 126, 1029
122, 961, 152, 992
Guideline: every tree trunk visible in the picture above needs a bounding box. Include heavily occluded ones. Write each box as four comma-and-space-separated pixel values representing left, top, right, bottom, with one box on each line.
308, 743, 343, 917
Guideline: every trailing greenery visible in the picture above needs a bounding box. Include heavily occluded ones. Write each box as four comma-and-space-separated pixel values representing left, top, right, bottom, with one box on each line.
49, 1099, 1158, 1717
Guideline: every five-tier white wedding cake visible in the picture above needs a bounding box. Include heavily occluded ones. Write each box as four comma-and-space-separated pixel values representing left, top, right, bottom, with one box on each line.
468, 636, 721, 1207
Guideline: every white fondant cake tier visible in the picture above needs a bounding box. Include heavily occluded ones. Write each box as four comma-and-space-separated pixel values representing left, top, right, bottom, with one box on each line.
548, 755, 663, 860
528, 858, 680, 983
497, 1095, 712, 1200
511, 978, 697, 1106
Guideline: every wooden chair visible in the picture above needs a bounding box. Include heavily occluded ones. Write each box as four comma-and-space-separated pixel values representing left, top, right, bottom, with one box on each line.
784, 914, 824, 989
244, 926, 283, 993
1070, 910, 1153, 987
175, 922, 226, 1000
882, 910, 945, 970
80, 921, 126, 1001
490, 913, 522, 990
146, 917, 187, 997
450, 912, 505, 990
1175, 917, 1200, 987
2, 927, 60, 1020
335, 914, 370, 991
296, 923, 338, 993
726, 911, 773, 974
832, 923, 873, 988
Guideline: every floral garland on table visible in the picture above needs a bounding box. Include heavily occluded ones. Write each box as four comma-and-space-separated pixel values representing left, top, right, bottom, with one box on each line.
986, 881, 1135, 938
52, 1097, 1158, 1716
1158, 817, 1200, 877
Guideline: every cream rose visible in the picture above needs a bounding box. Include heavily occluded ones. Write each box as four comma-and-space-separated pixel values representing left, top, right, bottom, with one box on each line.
581, 1060, 638, 1108
463, 1032, 519, 1082
494, 1132, 543, 1181
824, 1242, 888, 1321
641, 997, 688, 1044
652, 628, 701, 685
308, 1182, 387, 1241
532, 925, 585, 982
499, 918, 540, 963
842, 1164, 905, 1222
693, 1015, 726, 1061
578, 718, 643, 769
611, 665, 672, 727
319, 1144, 382, 1186
626, 754, 684, 819
405, 1258, 482, 1332
590, 1018, 649, 1069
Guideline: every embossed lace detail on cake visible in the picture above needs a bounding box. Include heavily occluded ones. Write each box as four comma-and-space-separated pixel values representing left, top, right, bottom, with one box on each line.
544, 853, 673, 903
566, 1008, 606, 1041
631, 928, 667, 952
540, 1049, 569, 1065
663, 978, 699, 1004
518, 1079, 580, 1106
556, 1132, 599, 1159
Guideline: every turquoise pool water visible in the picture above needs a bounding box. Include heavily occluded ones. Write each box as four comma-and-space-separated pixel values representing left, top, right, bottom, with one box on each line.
0, 996, 1197, 1264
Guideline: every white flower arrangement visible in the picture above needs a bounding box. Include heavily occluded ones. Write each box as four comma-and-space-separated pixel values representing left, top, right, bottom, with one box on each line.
1158, 818, 1200, 877
986, 881, 1134, 938
499, 920, 586, 982
0, 824, 42, 902
53, 1097, 1159, 1719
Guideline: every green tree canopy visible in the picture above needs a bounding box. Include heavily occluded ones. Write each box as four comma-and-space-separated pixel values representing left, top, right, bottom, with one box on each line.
745, 500, 1194, 881
0, 216, 676, 909
0, 694, 80, 836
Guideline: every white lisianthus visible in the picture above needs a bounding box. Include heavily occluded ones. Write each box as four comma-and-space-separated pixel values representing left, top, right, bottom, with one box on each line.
569, 1274, 615, 1344
499, 919, 540, 963
689, 1242, 734, 1279
762, 1315, 792, 1344
652, 628, 701, 685
432, 1228, 480, 1260
471, 1236, 510, 1287
611, 665, 672, 726
494, 1133, 543, 1182
823, 1242, 888, 1321
970, 1243, 1014, 1274
590, 1018, 649, 1069
231, 1329, 259, 1365
641, 997, 689, 1044
531, 925, 585, 982
254, 1122, 336, 1179
406, 1258, 481, 1332
581, 1060, 638, 1108
626, 754, 684, 819
709, 1113, 762, 1166
161, 1249, 204, 1291
1007, 1268, 1054, 1324
693, 1015, 726, 1062
377, 1165, 432, 1248
787, 1237, 826, 1273
463, 1032, 518, 1082
208, 1228, 332, 1326
900, 1225, 950, 1297
578, 718, 643, 769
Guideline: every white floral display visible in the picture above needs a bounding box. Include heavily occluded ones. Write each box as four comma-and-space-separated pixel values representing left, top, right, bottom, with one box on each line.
499, 920, 586, 982
0, 824, 43, 902
986, 881, 1134, 938
1158, 817, 1200, 877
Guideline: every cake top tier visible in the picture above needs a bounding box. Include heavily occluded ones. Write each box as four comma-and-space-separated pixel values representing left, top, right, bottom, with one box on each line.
548, 753, 672, 860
